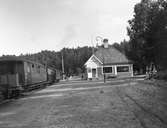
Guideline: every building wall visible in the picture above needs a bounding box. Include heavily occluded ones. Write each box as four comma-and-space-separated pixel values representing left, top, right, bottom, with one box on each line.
85, 55, 133, 79
85, 56, 102, 79
102, 65, 116, 78
97, 67, 103, 78
96, 64, 133, 78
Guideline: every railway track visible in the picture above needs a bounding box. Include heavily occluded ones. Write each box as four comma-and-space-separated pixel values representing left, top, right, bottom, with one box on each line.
116, 87, 167, 128
24, 81, 51, 92
6, 81, 53, 99
116, 87, 147, 128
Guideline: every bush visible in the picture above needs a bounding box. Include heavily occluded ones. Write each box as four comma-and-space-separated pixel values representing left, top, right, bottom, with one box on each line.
155, 70, 167, 80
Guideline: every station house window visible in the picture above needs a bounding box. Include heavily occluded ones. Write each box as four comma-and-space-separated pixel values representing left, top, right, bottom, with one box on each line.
103, 67, 112, 73
87, 68, 91, 73
117, 66, 129, 72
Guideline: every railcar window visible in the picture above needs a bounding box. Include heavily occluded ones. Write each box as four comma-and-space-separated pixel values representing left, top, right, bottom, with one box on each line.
37, 65, 40, 73
27, 66, 30, 73
31, 64, 37, 72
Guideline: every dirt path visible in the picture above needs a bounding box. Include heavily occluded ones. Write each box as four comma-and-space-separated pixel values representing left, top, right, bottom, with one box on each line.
0, 79, 166, 128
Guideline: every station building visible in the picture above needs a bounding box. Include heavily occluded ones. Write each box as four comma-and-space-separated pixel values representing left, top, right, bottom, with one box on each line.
84, 39, 133, 79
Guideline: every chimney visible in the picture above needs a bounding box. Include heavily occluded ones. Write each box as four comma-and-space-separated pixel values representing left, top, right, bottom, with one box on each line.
103, 38, 109, 48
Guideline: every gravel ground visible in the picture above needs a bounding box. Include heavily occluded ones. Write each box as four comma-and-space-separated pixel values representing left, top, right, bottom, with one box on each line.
0, 79, 167, 128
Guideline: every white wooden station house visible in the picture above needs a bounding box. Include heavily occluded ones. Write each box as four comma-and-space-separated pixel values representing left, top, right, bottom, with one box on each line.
84, 39, 133, 79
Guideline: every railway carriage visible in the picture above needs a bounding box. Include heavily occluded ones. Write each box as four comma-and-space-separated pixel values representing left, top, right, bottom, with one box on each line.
47, 68, 61, 83
0, 57, 60, 98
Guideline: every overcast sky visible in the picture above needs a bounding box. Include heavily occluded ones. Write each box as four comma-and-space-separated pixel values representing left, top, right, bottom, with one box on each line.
0, 0, 140, 55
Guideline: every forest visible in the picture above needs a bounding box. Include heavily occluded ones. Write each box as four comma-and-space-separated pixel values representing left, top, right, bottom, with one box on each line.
127, 0, 167, 78
19, 47, 95, 76
113, 0, 167, 78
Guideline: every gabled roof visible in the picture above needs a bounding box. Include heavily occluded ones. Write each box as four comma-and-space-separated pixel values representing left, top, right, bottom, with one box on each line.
94, 46, 132, 65
84, 54, 103, 67
0, 56, 45, 67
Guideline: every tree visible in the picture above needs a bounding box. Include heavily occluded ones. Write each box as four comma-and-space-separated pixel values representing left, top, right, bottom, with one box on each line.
127, 0, 167, 72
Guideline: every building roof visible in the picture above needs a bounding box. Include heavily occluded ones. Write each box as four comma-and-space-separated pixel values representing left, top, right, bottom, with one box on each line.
94, 46, 132, 65
0, 56, 45, 67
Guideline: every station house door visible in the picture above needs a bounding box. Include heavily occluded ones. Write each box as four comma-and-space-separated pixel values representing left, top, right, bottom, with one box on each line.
92, 68, 96, 78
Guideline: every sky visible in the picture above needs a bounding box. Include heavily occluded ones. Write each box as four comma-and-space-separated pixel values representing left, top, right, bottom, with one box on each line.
0, 0, 141, 55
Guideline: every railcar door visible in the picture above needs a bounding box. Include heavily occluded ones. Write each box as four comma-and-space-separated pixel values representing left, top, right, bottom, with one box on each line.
24, 62, 32, 85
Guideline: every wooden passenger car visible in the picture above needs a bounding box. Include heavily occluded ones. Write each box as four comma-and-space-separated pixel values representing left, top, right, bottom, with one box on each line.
0, 57, 47, 97
47, 68, 61, 83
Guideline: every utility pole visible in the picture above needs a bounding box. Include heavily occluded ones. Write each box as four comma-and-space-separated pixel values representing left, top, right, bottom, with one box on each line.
102, 44, 106, 83
61, 51, 65, 80
45, 58, 48, 81
102, 45, 106, 83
